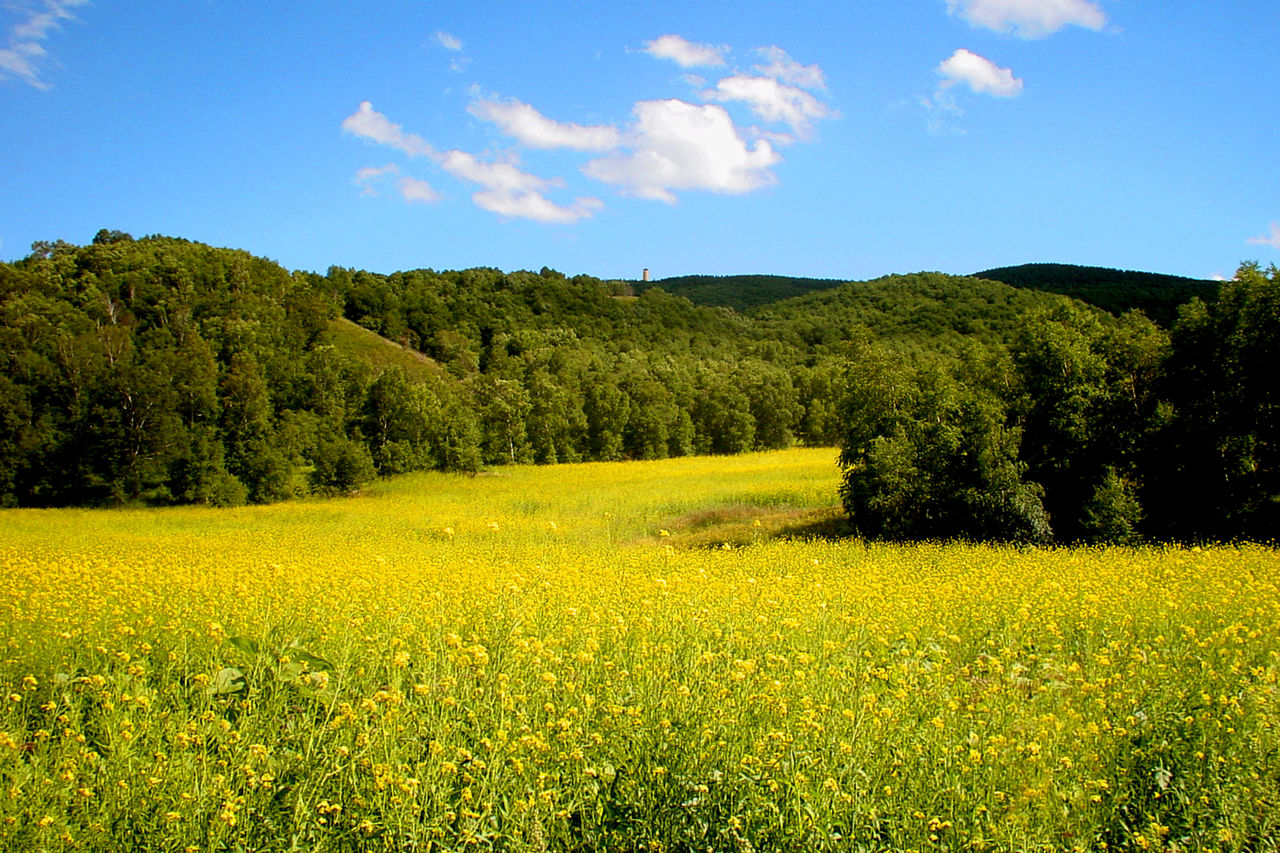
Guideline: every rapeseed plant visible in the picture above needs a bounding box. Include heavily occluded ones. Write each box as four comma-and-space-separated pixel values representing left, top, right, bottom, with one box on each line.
0, 449, 1277, 850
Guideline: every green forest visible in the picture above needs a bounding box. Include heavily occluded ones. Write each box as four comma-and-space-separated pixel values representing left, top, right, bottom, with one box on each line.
2, 229, 1276, 543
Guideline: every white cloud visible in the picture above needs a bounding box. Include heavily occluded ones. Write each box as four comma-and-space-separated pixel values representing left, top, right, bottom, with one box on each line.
472, 188, 603, 223
356, 164, 400, 182
753, 46, 826, 90
435, 31, 463, 51
584, 99, 780, 203
1248, 222, 1280, 250
937, 49, 1023, 97
343, 37, 832, 220
342, 101, 437, 158
441, 150, 602, 224
398, 177, 442, 204
344, 102, 598, 223
440, 150, 554, 195
469, 97, 621, 151
642, 34, 728, 68
946, 0, 1107, 38
702, 75, 832, 139
354, 163, 401, 196
0, 0, 88, 89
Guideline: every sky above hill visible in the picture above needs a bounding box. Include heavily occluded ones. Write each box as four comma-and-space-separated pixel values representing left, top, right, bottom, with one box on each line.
2, 1, 1278, 282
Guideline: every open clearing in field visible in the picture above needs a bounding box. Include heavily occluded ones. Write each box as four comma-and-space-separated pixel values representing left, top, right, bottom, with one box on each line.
2, 448, 1279, 851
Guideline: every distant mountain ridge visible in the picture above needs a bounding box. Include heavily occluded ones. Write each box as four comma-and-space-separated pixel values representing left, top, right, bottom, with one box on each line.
634, 263, 1220, 324
972, 263, 1219, 325
631, 274, 848, 313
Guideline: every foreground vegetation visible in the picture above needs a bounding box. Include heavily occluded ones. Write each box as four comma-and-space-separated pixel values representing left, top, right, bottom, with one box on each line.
3, 449, 1278, 851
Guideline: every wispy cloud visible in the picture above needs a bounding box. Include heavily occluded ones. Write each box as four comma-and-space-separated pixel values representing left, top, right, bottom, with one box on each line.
354, 163, 442, 204
343, 102, 602, 224
342, 101, 437, 158
1248, 222, 1280, 250
0, 0, 88, 89
698, 46, 833, 142
702, 76, 831, 140
432, 30, 471, 73
920, 49, 1022, 133
435, 31, 462, 51
469, 97, 621, 151
752, 46, 826, 90
354, 163, 402, 196
441, 150, 602, 223
642, 34, 729, 68
946, 0, 1107, 39
937, 49, 1023, 97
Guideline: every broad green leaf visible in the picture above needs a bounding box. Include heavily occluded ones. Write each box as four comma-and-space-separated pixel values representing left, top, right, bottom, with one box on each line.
290, 649, 335, 672
207, 667, 246, 696
226, 636, 260, 656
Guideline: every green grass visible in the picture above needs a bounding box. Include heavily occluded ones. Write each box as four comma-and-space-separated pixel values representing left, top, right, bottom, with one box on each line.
325, 317, 440, 382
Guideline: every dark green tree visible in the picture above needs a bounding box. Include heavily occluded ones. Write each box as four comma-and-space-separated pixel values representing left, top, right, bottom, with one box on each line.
1150, 262, 1280, 539
839, 342, 1049, 543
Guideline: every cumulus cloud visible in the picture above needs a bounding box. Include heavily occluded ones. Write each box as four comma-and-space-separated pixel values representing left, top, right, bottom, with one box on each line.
702, 75, 832, 139
937, 49, 1023, 97
1248, 222, 1280, 250
946, 0, 1107, 38
642, 34, 728, 68
0, 0, 88, 89
753, 46, 826, 90
435, 31, 462, 51
584, 99, 780, 204
342, 101, 437, 158
469, 97, 621, 151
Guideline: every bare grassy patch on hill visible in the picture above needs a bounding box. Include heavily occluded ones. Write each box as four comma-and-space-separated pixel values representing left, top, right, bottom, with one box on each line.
653, 504, 851, 548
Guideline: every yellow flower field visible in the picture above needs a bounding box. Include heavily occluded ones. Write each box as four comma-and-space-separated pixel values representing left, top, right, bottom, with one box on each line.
2, 448, 1278, 851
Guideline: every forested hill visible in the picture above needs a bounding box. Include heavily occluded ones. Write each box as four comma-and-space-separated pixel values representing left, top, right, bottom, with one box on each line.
974, 263, 1219, 325
630, 265, 1218, 323
750, 272, 1069, 356
630, 274, 847, 312
6, 230, 1273, 545
0, 232, 1073, 507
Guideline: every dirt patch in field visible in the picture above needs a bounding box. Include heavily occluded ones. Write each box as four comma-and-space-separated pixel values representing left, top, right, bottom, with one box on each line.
649, 504, 852, 549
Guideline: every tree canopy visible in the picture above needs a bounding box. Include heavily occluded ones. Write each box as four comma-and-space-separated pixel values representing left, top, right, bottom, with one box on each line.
3, 231, 1275, 543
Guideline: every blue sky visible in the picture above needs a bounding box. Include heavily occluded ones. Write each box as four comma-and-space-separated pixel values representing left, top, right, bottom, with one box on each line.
2, 1, 1278, 283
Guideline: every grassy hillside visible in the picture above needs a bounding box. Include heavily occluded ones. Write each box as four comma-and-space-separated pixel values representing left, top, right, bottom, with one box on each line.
325, 317, 440, 383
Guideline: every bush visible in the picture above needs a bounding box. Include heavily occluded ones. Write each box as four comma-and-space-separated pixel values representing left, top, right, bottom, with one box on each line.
309, 436, 376, 496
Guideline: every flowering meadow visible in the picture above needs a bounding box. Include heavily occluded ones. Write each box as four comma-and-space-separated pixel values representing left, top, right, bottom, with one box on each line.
2, 448, 1278, 852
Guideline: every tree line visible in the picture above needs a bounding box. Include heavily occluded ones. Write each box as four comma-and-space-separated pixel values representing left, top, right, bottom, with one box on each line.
0, 233, 832, 507
838, 262, 1280, 543
2, 231, 1275, 543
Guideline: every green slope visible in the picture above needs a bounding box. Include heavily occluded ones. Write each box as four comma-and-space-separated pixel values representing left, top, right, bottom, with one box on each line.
324, 317, 441, 382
